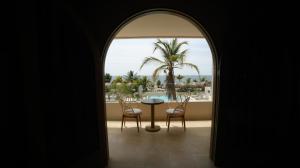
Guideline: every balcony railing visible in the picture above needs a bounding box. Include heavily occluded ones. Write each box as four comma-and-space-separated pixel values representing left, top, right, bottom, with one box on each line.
106, 101, 212, 121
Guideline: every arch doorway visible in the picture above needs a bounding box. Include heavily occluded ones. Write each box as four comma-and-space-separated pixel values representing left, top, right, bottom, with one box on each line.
102, 9, 219, 167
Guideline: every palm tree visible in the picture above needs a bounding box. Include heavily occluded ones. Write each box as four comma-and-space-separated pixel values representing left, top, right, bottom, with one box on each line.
123, 70, 138, 83
138, 76, 151, 91
140, 38, 200, 100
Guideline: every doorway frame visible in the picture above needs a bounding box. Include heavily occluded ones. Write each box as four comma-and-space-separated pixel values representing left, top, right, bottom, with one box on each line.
100, 8, 220, 163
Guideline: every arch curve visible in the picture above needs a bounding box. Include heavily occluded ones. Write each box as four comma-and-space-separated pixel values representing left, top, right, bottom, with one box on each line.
101, 8, 220, 161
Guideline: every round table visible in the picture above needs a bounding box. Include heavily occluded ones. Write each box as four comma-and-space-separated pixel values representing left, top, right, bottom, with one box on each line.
141, 98, 164, 132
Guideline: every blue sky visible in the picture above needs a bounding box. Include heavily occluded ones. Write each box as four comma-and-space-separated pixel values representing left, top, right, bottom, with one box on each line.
105, 38, 213, 76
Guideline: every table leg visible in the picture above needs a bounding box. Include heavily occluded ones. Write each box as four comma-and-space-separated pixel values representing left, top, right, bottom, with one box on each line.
145, 105, 160, 132
151, 104, 154, 128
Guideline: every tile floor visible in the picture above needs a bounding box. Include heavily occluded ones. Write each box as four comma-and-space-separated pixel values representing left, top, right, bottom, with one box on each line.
107, 121, 216, 168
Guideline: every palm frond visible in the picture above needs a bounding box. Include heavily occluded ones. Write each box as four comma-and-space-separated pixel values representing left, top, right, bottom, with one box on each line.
171, 38, 178, 55
179, 49, 188, 57
152, 65, 168, 81
174, 41, 188, 54
140, 57, 164, 70
173, 66, 183, 69
153, 42, 168, 57
154, 42, 173, 66
156, 39, 172, 57
176, 49, 188, 63
180, 63, 200, 75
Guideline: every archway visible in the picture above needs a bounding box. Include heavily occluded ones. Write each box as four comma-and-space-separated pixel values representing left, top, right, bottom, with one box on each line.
101, 9, 220, 166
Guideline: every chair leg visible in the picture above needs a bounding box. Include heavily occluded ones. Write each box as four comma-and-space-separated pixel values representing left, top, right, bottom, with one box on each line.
136, 117, 139, 132
167, 117, 171, 132
124, 117, 126, 127
121, 115, 124, 132
166, 115, 168, 126
182, 117, 184, 126
183, 117, 186, 131
138, 115, 142, 127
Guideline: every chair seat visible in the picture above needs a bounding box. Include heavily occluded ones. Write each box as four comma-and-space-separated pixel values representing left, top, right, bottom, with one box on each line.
119, 98, 142, 132
166, 108, 184, 114
166, 97, 190, 131
125, 108, 142, 114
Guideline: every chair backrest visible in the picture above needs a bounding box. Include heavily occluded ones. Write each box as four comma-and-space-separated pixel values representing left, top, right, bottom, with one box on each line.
182, 96, 190, 111
174, 96, 190, 114
118, 97, 134, 114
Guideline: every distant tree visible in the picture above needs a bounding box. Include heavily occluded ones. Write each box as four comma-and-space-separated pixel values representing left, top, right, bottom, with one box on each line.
124, 70, 138, 83
147, 81, 154, 91
186, 78, 191, 84
193, 79, 197, 83
112, 76, 123, 84
200, 77, 206, 82
138, 76, 151, 91
105, 73, 112, 83
105, 85, 112, 101
156, 80, 161, 88
176, 75, 184, 83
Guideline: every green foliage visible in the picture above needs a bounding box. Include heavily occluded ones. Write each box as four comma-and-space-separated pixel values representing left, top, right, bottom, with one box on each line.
114, 83, 136, 97
186, 78, 191, 84
123, 70, 138, 83
176, 75, 184, 82
137, 76, 150, 91
105, 73, 112, 83
156, 80, 161, 88
107, 74, 151, 99
105, 85, 111, 92
177, 85, 195, 92
112, 76, 123, 84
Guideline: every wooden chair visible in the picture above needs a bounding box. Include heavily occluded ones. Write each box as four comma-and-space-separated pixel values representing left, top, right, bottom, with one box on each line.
165, 96, 190, 131
118, 98, 142, 132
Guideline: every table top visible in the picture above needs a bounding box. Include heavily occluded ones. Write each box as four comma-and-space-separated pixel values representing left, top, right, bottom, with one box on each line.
141, 98, 164, 105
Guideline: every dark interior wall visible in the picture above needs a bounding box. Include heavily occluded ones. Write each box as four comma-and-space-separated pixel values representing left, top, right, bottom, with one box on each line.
20, 1, 105, 167
215, 3, 298, 166
19, 0, 298, 167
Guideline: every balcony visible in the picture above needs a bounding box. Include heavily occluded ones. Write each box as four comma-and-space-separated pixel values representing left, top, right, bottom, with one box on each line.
106, 94, 214, 167
107, 121, 215, 168
106, 100, 212, 121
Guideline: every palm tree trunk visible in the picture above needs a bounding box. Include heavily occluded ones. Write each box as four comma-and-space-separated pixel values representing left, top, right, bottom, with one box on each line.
166, 68, 176, 100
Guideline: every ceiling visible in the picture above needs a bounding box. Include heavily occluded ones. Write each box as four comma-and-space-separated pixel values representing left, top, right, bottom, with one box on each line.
115, 13, 204, 38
